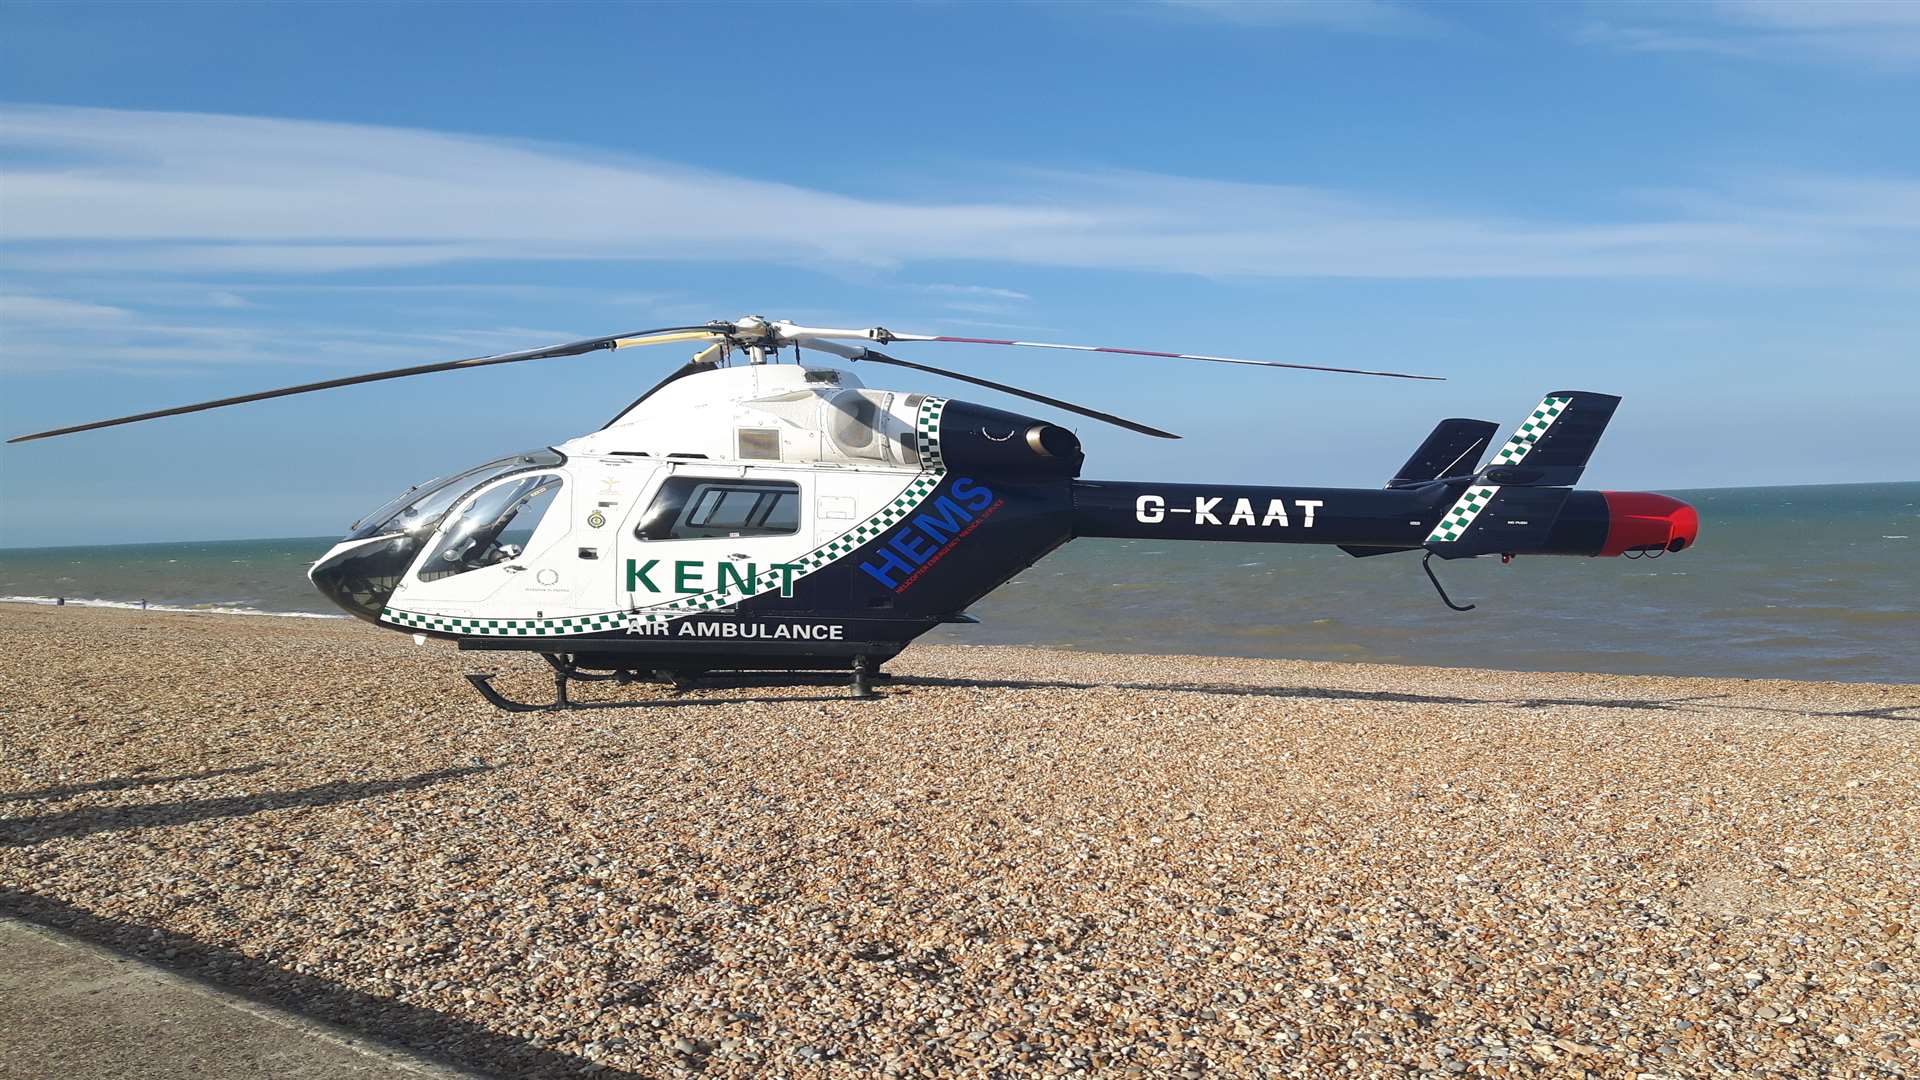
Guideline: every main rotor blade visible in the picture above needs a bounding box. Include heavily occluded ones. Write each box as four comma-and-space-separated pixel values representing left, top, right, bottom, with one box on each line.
6, 326, 721, 444
858, 350, 1180, 439
775, 322, 1441, 382
885, 333, 1443, 381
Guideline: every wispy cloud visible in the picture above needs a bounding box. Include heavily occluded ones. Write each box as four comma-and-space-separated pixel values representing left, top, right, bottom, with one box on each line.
1643, 173, 1920, 230
1576, 19, 1761, 59
1157, 0, 1438, 34
0, 294, 135, 324
0, 290, 544, 375
907, 283, 1034, 317
1582, 0, 1920, 67
914, 284, 1033, 303
1, 105, 1915, 287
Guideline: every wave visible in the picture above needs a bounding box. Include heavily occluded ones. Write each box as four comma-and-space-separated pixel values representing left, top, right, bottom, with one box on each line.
1, 595, 344, 620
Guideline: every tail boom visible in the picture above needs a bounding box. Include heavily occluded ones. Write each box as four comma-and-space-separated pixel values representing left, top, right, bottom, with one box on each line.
1071, 480, 1696, 558
1071, 388, 1697, 560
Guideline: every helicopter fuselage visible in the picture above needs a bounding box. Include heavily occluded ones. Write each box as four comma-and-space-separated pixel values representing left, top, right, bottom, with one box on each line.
309, 365, 1077, 673
307, 363, 1697, 679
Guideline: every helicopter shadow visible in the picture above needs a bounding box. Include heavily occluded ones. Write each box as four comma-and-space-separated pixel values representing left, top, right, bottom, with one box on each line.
889, 675, 1920, 721
0, 763, 272, 805
0, 889, 640, 1080
555, 692, 881, 711
889, 674, 1718, 711
0, 766, 491, 848
1683, 700, 1920, 722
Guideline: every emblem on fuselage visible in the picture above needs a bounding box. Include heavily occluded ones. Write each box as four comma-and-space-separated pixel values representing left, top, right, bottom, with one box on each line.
858, 477, 999, 591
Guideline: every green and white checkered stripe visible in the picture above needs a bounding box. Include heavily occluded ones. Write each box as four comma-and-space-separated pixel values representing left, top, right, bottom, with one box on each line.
916, 396, 948, 470
1426, 395, 1573, 544
1488, 395, 1571, 467
379, 607, 630, 637
381, 396, 952, 637
1426, 484, 1500, 544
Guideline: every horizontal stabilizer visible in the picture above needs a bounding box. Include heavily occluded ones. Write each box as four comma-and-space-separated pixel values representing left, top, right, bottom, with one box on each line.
1388, 419, 1500, 488
1425, 484, 1574, 559
1477, 391, 1620, 488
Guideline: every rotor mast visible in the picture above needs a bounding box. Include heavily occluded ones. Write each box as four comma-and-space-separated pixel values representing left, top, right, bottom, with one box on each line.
726, 315, 775, 364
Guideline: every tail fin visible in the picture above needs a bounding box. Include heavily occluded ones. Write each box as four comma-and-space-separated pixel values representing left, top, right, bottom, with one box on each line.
1387, 418, 1499, 488
1478, 390, 1620, 488
1422, 391, 1621, 559
1347, 419, 1495, 557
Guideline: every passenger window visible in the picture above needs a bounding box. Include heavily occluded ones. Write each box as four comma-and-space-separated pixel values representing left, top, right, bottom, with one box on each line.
691, 488, 763, 531
635, 478, 803, 541
761, 490, 799, 532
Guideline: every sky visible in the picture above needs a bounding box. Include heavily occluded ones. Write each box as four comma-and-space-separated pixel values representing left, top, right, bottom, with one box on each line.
1, 0, 1917, 547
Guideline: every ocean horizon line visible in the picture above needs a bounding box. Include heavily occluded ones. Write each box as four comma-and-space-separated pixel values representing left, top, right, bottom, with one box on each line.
1, 595, 346, 619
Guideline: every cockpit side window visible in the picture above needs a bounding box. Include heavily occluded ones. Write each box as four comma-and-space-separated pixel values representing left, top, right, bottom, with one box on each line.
348, 449, 565, 541
634, 477, 801, 541
419, 473, 564, 581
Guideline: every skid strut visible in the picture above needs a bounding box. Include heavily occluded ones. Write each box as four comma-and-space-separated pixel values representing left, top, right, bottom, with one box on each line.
466, 671, 561, 712
464, 653, 886, 710
465, 654, 634, 711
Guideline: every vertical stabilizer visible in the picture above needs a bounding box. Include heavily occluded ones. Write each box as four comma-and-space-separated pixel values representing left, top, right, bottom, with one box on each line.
1388, 418, 1500, 488
1422, 391, 1622, 558
1478, 391, 1620, 488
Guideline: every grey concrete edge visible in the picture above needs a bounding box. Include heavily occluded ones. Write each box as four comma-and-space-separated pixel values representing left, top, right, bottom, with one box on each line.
2, 915, 487, 1079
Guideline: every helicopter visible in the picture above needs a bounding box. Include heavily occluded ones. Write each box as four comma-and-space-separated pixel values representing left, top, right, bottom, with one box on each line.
9, 315, 1699, 710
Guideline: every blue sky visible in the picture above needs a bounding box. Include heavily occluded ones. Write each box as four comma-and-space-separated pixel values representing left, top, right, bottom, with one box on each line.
2, 0, 1916, 546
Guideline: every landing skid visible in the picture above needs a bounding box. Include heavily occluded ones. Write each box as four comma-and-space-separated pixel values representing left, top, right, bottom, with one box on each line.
464, 653, 884, 711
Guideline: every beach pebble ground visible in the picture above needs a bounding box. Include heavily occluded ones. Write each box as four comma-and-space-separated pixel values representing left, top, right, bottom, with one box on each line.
2, 605, 1916, 1078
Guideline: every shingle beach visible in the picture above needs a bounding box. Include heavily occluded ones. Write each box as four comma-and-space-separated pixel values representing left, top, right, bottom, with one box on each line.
2, 603, 1915, 1078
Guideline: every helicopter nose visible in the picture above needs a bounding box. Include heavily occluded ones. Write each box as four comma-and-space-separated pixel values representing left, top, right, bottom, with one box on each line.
1599, 491, 1699, 556
308, 534, 420, 623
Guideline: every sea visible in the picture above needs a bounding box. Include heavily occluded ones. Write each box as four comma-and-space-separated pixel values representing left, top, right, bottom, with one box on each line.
2, 482, 1914, 683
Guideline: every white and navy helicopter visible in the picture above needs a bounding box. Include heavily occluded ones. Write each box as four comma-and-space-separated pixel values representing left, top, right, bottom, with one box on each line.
10, 316, 1698, 709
